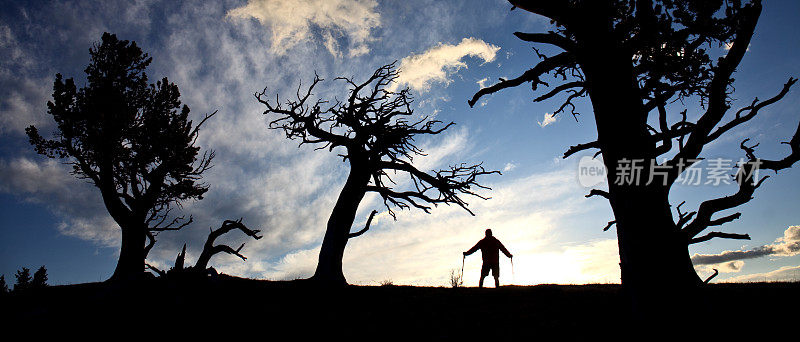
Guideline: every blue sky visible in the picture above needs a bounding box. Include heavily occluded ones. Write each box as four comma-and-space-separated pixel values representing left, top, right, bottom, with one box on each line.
1, 0, 799, 286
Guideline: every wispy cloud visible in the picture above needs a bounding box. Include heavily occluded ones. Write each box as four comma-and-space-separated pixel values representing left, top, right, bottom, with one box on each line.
392, 37, 500, 92
412, 126, 471, 171
226, 0, 381, 57
0, 25, 51, 136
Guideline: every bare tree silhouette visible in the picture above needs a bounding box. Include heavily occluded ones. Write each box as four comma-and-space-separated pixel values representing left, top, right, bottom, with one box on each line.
470, 0, 799, 309
257, 62, 498, 285
194, 219, 262, 271
146, 219, 262, 276
26, 32, 215, 281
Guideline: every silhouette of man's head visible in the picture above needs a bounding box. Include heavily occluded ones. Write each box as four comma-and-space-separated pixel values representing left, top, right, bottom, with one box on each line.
485, 229, 492, 237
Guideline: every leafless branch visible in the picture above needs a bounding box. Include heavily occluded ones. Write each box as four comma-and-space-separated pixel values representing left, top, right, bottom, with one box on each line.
256, 73, 352, 150
194, 219, 262, 270
682, 160, 768, 239
707, 78, 796, 142
145, 263, 165, 277
349, 210, 378, 239
674, 201, 697, 230
149, 214, 193, 232
468, 52, 576, 107
551, 88, 587, 121
704, 269, 719, 284
689, 231, 750, 245
685, 117, 800, 239
144, 231, 156, 259
533, 81, 585, 103
563, 140, 600, 159
672, 2, 762, 163
585, 189, 611, 200
514, 31, 576, 51
756, 120, 800, 172
373, 161, 500, 217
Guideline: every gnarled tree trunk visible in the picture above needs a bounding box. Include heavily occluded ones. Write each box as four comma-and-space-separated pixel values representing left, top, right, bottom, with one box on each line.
312, 160, 370, 285
583, 45, 702, 311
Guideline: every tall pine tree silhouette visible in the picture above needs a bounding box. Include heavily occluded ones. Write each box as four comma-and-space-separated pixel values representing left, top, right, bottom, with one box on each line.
27, 33, 215, 281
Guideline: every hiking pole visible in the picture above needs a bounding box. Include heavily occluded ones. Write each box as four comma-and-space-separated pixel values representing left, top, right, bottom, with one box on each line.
510, 256, 515, 285
461, 254, 465, 284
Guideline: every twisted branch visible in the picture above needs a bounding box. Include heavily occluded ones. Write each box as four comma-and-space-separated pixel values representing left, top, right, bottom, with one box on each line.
194, 219, 262, 270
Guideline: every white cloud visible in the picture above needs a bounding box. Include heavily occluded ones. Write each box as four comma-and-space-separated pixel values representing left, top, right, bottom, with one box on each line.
723, 260, 745, 272
775, 225, 800, 256
695, 260, 745, 275
0, 157, 120, 246
538, 112, 557, 128
0, 80, 50, 135
476, 77, 489, 88
0, 158, 70, 194
226, 0, 381, 57
57, 217, 120, 248
692, 225, 800, 266
725, 265, 800, 282
392, 37, 500, 92
502, 162, 516, 172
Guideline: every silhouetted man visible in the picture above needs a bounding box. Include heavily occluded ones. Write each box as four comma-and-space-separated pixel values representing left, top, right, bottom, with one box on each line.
463, 229, 513, 288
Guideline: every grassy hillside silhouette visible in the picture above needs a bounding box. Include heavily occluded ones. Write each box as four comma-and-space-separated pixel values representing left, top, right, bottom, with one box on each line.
2, 276, 797, 337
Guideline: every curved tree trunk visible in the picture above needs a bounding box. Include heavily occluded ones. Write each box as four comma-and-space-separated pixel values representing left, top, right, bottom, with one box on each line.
110, 223, 146, 281
312, 161, 370, 285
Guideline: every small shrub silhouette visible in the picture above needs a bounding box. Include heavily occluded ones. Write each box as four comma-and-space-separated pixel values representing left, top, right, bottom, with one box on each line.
449, 269, 463, 288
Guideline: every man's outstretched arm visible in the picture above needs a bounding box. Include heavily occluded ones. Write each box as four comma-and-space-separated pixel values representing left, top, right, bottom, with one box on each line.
464, 241, 481, 256
499, 241, 513, 258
